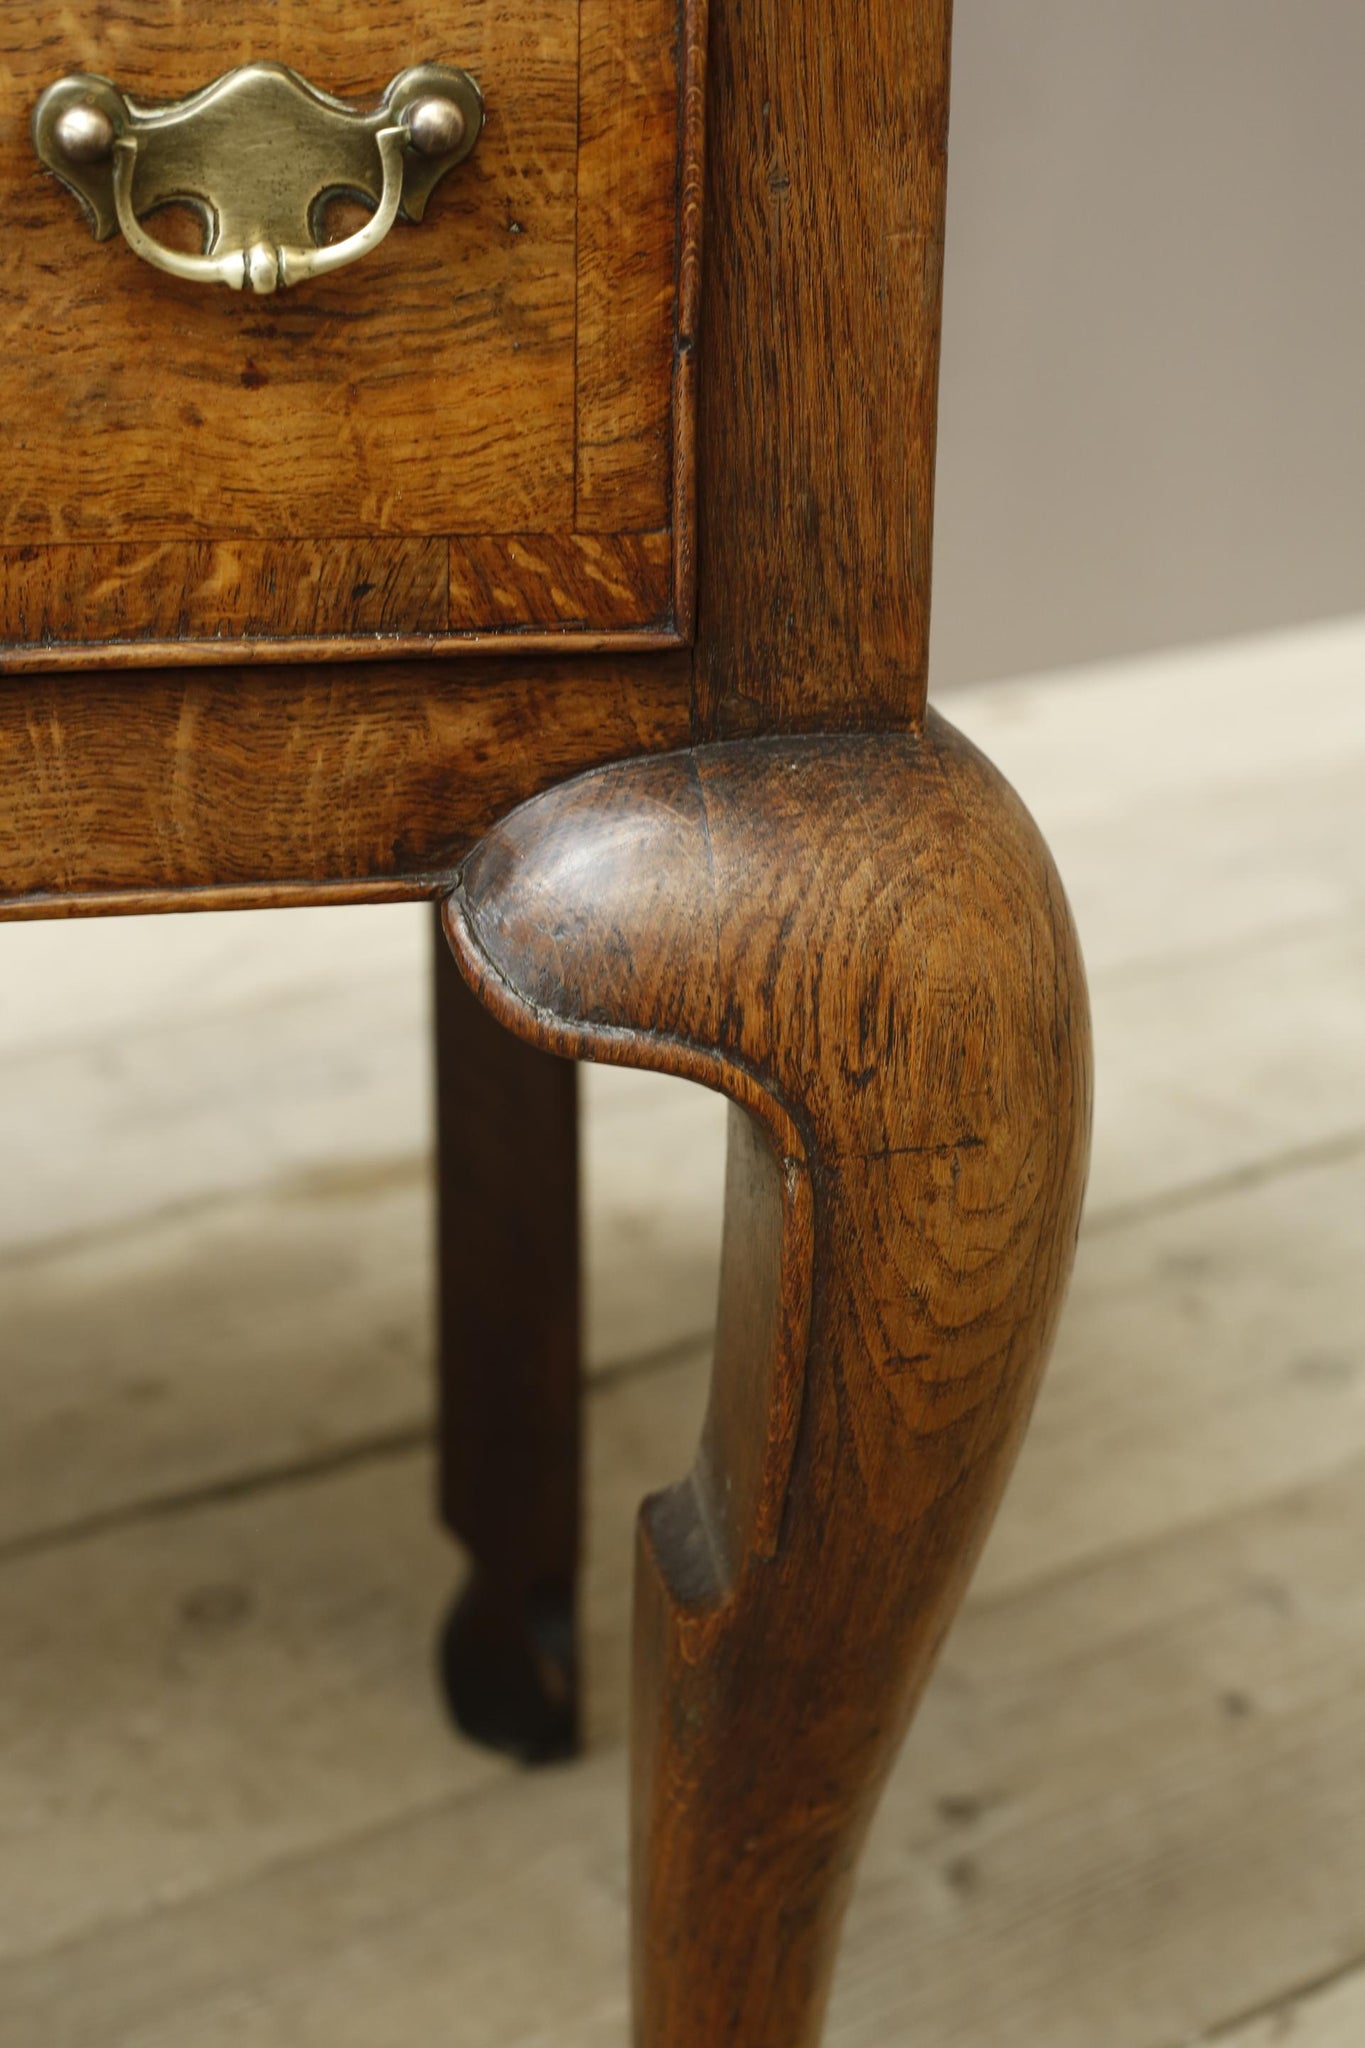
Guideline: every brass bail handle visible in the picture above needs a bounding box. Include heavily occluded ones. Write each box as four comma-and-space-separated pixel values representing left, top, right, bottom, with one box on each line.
31, 60, 484, 295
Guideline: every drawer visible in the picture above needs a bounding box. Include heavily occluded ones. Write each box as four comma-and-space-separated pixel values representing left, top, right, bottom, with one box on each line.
0, 0, 701, 669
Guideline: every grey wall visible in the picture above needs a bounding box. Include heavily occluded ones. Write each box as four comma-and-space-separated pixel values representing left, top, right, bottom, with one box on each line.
929, 1, 1365, 688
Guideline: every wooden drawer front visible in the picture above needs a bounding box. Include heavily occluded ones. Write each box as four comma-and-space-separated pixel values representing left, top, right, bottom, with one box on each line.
0, 0, 700, 669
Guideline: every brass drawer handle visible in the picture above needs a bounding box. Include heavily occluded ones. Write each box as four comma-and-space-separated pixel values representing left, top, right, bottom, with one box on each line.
32, 61, 484, 295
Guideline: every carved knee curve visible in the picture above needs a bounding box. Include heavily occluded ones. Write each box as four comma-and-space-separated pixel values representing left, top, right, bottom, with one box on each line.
442, 715, 1092, 1612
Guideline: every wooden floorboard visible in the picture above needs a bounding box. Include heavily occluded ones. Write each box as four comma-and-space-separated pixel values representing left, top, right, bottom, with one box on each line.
0, 1095, 726, 1550
2, 1130, 1363, 2000
1205, 1966, 1365, 2046
7, 1435, 1365, 2046
975, 1143, 1365, 1604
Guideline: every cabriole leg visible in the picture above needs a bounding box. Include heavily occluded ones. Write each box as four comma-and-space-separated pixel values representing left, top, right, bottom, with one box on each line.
443, 718, 1092, 2043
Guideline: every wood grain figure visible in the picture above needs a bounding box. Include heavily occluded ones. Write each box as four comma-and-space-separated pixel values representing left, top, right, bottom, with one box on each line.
691, 0, 951, 734
0, 654, 693, 914
0, 0, 701, 662
444, 716, 1092, 2042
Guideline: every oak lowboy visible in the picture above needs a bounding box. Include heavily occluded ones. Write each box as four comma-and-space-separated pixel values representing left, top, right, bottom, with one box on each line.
0, 1, 1092, 2041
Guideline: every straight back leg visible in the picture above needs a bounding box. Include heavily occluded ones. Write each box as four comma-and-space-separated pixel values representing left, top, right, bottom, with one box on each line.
432, 904, 582, 1763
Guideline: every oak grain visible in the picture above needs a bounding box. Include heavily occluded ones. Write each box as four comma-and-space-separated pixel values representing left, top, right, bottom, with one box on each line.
0, 539, 450, 645
445, 713, 1092, 2044
692, 0, 953, 736
0, 0, 698, 660
446, 531, 673, 631
575, 0, 680, 532
0, 654, 692, 914
1, 0, 578, 545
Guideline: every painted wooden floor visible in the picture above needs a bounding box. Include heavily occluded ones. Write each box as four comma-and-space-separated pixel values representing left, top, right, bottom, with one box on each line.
0, 616, 1362, 2044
